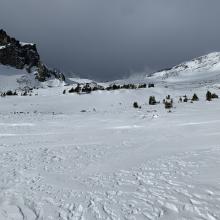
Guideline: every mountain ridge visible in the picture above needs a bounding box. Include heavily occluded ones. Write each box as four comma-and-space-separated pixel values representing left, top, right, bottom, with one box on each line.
149, 52, 220, 81
1, 29, 220, 90
0, 29, 65, 90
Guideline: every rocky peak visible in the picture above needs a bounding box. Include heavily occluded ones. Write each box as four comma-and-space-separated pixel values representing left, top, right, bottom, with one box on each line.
0, 29, 19, 46
0, 29, 39, 69
0, 29, 65, 82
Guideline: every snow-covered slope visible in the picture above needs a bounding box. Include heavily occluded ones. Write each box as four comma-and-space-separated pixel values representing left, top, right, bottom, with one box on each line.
0, 64, 106, 92
0, 65, 30, 90
0, 65, 65, 91
1, 43, 220, 219
148, 52, 220, 84
0, 84, 220, 219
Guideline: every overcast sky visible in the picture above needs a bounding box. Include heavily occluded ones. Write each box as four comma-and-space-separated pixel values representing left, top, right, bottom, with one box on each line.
1, 0, 220, 80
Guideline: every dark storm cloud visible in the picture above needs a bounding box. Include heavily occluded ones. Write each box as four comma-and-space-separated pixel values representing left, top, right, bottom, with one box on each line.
1, 0, 220, 80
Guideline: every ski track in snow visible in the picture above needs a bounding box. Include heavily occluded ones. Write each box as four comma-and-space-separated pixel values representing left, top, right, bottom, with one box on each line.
1, 142, 220, 220
0, 86, 220, 219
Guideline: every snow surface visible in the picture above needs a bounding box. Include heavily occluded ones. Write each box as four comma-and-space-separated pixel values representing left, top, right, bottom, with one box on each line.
0, 65, 33, 90
0, 81, 220, 219
1, 52, 220, 219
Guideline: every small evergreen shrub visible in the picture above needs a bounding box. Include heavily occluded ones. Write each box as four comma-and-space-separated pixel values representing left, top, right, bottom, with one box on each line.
166, 95, 171, 100
164, 100, 173, 109
192, 93, 199, 101
75, 85, 81, 93
6, 90, 13, 96
206, 91, 212, 101
68, 87, 75, 93
148, 83, 155, 88
183, 96, 188, 102
138, 84, 147, 89
149, 96, 157, 105
211, 93, 219, 99
133, 102, 139, 108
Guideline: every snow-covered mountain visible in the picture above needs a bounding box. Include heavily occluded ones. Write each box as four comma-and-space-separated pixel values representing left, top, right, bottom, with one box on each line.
0, 29, 65, 91
148, 52, 220, 84
1, 37, 220, 219
1, 28, 220, 92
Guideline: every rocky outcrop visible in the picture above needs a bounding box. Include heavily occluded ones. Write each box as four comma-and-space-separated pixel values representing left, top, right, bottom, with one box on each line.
0, 29, 39, 69
36, 62, 65, 82
0, 29, 65, 82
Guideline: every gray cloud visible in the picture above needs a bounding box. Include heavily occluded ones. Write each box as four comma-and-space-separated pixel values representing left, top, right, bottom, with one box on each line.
1, 0, 220, 80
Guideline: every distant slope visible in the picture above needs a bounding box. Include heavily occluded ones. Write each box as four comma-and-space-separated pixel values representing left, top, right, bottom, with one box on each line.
148, 52, 220, 84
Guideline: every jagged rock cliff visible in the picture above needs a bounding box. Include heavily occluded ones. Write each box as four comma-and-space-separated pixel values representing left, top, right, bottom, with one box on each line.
0, 29, 65, 82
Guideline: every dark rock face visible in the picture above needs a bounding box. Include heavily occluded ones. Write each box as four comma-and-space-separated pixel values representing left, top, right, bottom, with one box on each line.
0, 29, 65, 82
0, 29, 39, 69
0, 29, 19, 45
0, 44, 40, 70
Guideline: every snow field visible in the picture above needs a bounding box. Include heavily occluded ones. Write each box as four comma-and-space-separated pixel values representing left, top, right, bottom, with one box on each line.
0, 85, 220, 219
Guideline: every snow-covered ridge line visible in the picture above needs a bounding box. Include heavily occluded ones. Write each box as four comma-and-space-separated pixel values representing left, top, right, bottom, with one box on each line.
149, 52, 220, 81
